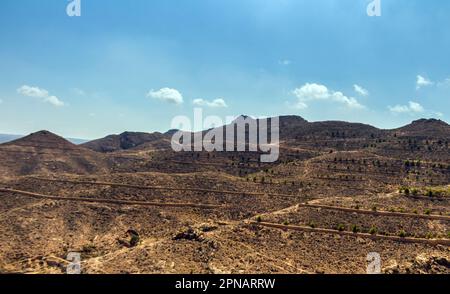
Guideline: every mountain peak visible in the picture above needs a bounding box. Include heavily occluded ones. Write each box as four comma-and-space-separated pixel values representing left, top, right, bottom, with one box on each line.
5, 130, 77, 149
411, 118, 448, 126
396, 118, 450, 137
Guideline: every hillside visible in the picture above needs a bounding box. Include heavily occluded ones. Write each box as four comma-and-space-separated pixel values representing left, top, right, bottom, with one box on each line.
0, 118, 448, 274
0, 131, 110, 177
81, 131, 169, 152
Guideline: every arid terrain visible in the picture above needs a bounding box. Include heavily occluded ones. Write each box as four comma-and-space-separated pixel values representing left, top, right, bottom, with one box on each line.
0, 116, 449, 274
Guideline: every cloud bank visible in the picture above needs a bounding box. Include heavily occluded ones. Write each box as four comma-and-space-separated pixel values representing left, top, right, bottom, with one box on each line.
292, 83, 364, 110
17, 85, 64, 107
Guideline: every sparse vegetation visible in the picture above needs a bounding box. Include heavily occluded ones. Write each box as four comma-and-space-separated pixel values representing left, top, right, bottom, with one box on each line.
1, 117, 449, 274
336, 224, 346, 232
369, 226, 378, 235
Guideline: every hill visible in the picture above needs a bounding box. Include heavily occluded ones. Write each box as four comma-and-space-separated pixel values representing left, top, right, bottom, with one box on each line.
81, 131, 169, 152
0, 131, 109, 177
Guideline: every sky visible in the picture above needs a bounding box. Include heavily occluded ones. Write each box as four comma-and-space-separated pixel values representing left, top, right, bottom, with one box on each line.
0, 0, 449, 139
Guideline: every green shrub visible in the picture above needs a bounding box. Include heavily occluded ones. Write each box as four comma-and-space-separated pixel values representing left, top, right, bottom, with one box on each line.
337, 224, 346, 232
369, 226, 378, 235
398, 230, 407, 238
424, 209, 431, 215
130, 234, 140, 247
283, 220, 290, 226
308, 221, 316, 229
256, 216, 262, 223
351, 225, 359, 233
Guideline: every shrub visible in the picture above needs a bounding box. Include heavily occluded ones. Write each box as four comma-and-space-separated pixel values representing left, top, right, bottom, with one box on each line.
256, 216, 262, 223
351, 225, 360, 233
308, 221, 316, 229
283, 220, 290, 226
371, 206, 377, 212
398, 230, 407, 238
424, 209, 431, 215
369, 226, 378, 235
337, 224, 346, 232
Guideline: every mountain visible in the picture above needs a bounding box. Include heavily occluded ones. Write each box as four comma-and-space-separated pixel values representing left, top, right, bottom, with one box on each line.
0, 119, 449, 274
0, 133, 88, 145
81, 131, 169, 152
80, 116, 448, 154
0, 131, 109, 177
393, 119, 450, 138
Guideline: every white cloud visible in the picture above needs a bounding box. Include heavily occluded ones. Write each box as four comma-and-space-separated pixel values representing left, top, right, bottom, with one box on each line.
353, 84, 369, 96
193, 98, 228, 108
17, 85, 48, 98
147, 88, 183, 105
388, 101, 425, 114
416, 75, 433, 90
292, 83, 364, 110
17, 85, 65, 107
44, 95, 64, 107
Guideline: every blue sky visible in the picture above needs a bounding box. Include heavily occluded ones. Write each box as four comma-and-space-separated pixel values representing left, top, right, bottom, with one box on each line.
0, 0, 449, 139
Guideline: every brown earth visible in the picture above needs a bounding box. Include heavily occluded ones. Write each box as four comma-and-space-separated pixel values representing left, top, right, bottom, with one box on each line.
0, 116, 448, 274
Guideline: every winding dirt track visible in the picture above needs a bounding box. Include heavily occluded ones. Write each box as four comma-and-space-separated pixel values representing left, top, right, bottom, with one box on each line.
0, 188, 223, 209
22, 177, 450, 221
28, 177, 303, 199
297, 203, 450, 221
250, 221, 450, 246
